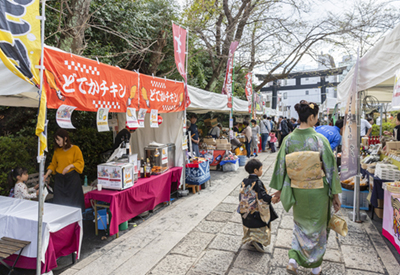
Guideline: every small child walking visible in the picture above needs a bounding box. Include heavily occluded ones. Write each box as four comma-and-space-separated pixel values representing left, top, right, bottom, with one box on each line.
8, 167, 38, 200
269, 132, 277, 153
237, 159, 278, 252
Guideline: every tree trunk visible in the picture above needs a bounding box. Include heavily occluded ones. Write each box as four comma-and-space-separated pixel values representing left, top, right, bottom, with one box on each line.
146, 30, 167, 76
59, 0, 92, 55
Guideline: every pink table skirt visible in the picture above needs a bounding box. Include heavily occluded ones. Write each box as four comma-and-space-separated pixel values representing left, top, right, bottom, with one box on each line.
86, 167, 182, 236
2, 222, 81, 274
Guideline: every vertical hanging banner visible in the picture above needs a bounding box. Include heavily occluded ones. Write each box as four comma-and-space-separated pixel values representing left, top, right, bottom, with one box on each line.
150, 109, 159, 128
56, 105, 76, 129
341, 52, 360, 181
138, 108, 146, 128
172, 23, 190, 106
222, 41, 239, 108
97, 108, 110, 132
392, 69, 400, 108
126, 108, 139, 128
245, 72, 253, 113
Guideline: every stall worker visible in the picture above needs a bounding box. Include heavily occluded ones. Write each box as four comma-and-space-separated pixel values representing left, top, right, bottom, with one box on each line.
233, 122, 240, 133
384, 113, 400, 140
315, 119, 343, 151
188, 114, 200, 157
44, 129, 85, 212
112, 122, 137, 151
361, 117, 372, 139
209, 123, 222, 138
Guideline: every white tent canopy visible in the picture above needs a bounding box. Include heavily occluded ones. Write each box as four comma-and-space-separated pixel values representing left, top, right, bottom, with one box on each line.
337, 23, 400, 104
321, 97, 338, 113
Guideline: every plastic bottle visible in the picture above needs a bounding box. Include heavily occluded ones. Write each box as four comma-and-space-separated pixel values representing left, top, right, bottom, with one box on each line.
84, 175, 88, 187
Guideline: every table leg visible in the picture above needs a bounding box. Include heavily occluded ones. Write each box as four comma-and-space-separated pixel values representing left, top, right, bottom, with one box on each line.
94, 200, 98, 236
116, 232, 119, 238
371, 205, 375, 220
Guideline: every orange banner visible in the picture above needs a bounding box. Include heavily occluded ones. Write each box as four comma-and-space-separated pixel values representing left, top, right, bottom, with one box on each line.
139, 74, 185, 113
43, 47, 184, 113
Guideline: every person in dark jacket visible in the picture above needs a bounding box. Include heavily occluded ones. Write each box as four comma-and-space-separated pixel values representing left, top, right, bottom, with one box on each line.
238, 159, 279, 252
278, 116, 290, 147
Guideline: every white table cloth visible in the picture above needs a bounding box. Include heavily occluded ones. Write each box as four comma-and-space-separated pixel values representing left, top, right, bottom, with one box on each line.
0, 196, 82, 263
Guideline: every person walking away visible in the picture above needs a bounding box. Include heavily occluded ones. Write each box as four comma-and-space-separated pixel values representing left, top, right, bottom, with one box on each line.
270, 100, 341, 275
209, 123, 222, 138
8, 167, 39, 199
278, 116, 290, 148
44, 129, 85, 212
188, 114, 200, 157
287, 118, 294, 132
260, 115, 271, 152
242, 121, 252, 158
315, 119, 344, 151
238, 159, 279, 252
291, 118, 298, 129
384, 113, 400, 140
268, 132, 277, 153
251, 119, 261, 157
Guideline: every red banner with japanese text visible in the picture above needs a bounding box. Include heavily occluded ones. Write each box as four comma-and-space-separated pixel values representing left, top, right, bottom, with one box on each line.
245, 72, 253, 113
43, 47, 185, 113
172, 23, 190, 107
222, 41, 239, 108
139, 74, 185, 112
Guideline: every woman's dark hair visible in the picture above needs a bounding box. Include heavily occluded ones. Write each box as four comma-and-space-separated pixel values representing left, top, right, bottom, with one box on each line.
251, 119, 257, 124
54, 128, 72, 150
8, 166, 28, 190
335, 119, 344, 129
191, 114, 197, 119
294, 100, 319, 123
397, 113, 400, 122
243, 120, 249, 126
245, 159, 263, 174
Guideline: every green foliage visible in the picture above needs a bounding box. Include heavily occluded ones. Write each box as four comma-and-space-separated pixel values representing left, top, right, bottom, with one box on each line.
0, 136, 37, 196
372, 122, 395, 136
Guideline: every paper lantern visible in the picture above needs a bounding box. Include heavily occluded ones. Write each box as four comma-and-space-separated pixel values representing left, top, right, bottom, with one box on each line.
158, 115, 163, 125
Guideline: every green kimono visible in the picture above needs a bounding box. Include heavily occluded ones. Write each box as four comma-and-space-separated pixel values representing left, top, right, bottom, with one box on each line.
270, 127, 341, 268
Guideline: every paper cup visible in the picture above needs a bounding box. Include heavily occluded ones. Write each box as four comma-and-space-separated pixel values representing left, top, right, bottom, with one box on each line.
97, 184, 102, 191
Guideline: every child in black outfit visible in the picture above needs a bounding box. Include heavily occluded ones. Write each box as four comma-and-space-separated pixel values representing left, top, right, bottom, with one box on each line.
238, 159, 278, 252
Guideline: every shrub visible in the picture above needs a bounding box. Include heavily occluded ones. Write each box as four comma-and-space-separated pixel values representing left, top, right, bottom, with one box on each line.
372, 122, 395, 136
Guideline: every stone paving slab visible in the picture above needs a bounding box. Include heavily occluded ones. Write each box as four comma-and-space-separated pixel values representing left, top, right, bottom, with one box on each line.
170, 231, 215, 257
275, 229, 293, 248
341, 245, 385, 273
193, 220, 225, 234
214, 203, 238, 213
232, 249, 271, 274
220, 222, 243, 236
188, 250, 236, 275
208, 234, 243, 252
206, 211, 233, 222
222, 195, 239, 204
148, 255, 196, 275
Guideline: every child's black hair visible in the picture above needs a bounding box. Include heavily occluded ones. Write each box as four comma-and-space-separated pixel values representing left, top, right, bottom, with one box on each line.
245, 159, 263, 174
7, 167, 28, 190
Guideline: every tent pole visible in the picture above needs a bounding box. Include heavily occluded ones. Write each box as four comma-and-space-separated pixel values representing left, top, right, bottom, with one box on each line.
182, 26, 189, 191
379, 103, 383, 137
37, 0, 47, 274
230, 55, 235, 143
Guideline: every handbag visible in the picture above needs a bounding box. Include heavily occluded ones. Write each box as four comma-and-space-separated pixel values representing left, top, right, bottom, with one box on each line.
328, 214, 348, 237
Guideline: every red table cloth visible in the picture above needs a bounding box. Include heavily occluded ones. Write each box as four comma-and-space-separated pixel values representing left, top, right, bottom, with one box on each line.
3, 222, 81, 274
86, 167, 182, 236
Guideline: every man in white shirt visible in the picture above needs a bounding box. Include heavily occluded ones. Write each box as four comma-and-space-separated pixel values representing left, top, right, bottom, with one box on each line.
209, 123, 222, 138
260, 115, 271, 152
360, 118, 372, 137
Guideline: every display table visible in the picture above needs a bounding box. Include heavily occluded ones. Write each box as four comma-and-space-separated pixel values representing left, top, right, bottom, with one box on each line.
186, 160, 210, 185
0, 196, 82, 274
86, 167, 182, 236
382, 189, 400, 255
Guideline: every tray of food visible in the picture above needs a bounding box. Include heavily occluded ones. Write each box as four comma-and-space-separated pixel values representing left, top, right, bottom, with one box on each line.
341, 176, 369, 191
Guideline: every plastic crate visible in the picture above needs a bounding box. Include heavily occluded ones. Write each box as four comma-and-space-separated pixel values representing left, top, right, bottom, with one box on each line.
339, 187, 369, 210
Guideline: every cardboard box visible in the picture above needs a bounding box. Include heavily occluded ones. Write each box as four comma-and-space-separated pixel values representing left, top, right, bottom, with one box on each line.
97, 162, 134, 190
204, 138, 216, 146
204, 118, 211, 127
211, 118, 218, 127
374, 199, 384, 219
386, 141, 397, 152
216, 139, 228, 144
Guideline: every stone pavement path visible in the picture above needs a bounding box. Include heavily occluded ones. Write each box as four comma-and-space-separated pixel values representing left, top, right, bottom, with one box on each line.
61, 152, 399, 275
147, 153, 400, 275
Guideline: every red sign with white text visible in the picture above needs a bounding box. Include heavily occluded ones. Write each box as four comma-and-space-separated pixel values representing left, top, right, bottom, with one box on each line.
43, 47, 184, 113
245, 72, 253, 113
222, 41, 239, 108
172, 23, 190, 107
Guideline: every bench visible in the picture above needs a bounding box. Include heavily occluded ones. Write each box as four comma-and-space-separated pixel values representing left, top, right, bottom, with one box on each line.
0, 237, 31, 275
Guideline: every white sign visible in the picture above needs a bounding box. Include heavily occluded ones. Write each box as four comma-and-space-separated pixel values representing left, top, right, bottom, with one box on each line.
182, 135, 188, 150
138, 108, 146, 128
126, 108, 139, 128
56, 105, 76, 129
150, 109, 158, 128
392, 69, 400, 108
97, 108, 110, 132
161, 147, 168, 164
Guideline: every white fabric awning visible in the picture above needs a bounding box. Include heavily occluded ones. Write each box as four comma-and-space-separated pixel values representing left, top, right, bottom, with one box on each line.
337, 23, 400, 104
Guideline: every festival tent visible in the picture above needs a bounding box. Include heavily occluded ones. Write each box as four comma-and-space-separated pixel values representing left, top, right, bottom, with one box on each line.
320, 97, 337, 114
337, 23, 400, 103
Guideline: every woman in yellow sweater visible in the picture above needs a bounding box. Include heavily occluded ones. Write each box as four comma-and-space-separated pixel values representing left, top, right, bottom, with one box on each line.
44, 129, 85, 212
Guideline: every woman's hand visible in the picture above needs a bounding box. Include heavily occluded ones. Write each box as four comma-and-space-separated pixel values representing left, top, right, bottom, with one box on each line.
44, 170, 52, 181
272, 190, 281, 203
333, 194, 341, 213
36, 189, 39, 196
384, 131, 392, 136
62, 164, 74, 175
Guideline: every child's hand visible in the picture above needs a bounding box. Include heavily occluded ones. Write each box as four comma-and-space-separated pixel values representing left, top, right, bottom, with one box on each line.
34, 184, 39, 189
271, 197, 279, 204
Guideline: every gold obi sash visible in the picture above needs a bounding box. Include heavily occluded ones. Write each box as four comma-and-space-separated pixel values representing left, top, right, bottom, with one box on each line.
285, 151, 325, 189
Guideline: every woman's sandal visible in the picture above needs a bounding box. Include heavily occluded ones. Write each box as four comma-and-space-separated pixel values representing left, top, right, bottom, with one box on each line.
286, 263, 298, 275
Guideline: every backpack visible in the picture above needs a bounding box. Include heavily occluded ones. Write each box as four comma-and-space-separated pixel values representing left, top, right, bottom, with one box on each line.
237, 181, 259, 219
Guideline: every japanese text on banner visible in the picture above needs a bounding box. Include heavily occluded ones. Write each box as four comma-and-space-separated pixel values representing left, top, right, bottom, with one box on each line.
222, 41, 239, 108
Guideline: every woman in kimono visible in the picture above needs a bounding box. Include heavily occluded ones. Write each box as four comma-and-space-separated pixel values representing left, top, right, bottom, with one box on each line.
270, 100, 341, 275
